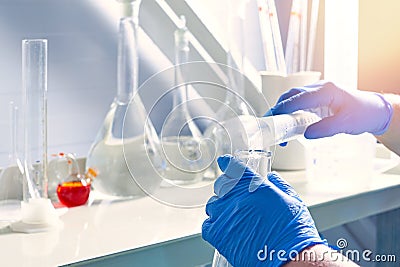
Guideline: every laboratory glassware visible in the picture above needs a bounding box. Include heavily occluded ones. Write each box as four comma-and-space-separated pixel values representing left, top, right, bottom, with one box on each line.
224, 0, 251, 118
0, 102, 23, 201
257, 0, 286, 73
11, 39, 60, 233
48, 152, 69, 201
306, 0, 320, 71
205, 111, 322, 156
203, 0, 253, 179
285, 0, 302, 74
86, 1, 164, 197
161, 16, 211, 185
299, 0, 308, 71
48, 152, 91, 207
212, 149, 272, 267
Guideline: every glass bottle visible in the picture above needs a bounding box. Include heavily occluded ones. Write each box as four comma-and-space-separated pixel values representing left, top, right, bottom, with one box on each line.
160, 16, 211, 185
212, 149, 272, 267
85, 0, 164, 197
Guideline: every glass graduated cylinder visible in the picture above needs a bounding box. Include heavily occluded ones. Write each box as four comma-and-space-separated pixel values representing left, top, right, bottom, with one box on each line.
21, 39, 48, 201
212, 149, 272, 267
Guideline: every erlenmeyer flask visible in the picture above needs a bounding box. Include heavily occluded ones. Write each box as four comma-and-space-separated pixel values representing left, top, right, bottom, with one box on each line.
86, 0, 164, 197
160, 16, 211, 185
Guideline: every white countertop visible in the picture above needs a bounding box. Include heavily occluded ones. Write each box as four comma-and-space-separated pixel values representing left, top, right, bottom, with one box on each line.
1, 171, 400, 267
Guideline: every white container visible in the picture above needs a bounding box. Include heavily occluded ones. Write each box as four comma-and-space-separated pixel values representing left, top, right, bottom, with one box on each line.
260, 71, 321, 170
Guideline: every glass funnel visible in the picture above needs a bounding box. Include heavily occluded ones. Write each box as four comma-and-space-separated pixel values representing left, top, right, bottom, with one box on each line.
86, 0, 164, 197
212, 149, 272, 267
160, 16, 211, 185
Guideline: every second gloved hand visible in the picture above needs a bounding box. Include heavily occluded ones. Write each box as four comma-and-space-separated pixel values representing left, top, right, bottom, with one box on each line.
202, 155, 327, 266
267, 81, 393, 139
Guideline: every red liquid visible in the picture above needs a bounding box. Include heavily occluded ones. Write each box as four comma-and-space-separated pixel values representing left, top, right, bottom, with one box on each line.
57, 181, 90, 207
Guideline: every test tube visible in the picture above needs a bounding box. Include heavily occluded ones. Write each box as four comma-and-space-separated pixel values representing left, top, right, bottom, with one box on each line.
267, 0, 287, 74
257, 0, 278, 72
22, 39, 48, 201
285, 0, 301, 74
9, 101, 22, 199
306, 0, 320, 71
299, 0, 308, 71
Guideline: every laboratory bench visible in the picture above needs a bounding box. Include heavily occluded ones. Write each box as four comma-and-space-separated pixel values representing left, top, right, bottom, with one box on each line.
1, 169, 400, 267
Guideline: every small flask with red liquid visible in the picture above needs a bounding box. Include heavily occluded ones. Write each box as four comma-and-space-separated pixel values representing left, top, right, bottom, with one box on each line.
57, 180, 90, 207
54, 153, 96, 207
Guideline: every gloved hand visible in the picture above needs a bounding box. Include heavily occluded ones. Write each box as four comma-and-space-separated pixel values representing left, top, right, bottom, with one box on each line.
202, 155, 327, 266
267, 81, 393, 139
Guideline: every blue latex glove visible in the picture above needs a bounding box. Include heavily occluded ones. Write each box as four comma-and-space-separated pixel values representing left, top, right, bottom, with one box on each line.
202, 155, 327, 266
267, 81, 393, 139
